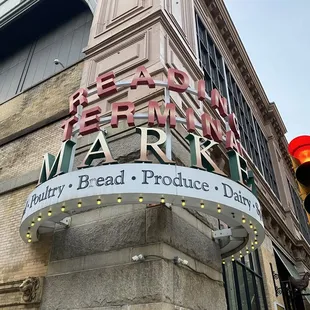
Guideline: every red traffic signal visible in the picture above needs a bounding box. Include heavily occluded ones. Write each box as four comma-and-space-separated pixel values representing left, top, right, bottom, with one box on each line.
288, 135, 310, 213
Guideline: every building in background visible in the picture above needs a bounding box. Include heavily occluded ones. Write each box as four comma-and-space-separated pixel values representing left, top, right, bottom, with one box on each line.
0, 0, 309, 309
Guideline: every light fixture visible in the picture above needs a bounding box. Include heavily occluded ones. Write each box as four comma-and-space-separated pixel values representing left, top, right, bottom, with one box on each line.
117, 197, 122, 203
48, 210, 52, 216
251, 245, 255, 250
246, 248, 249, 254
249, 222, 253, 229
37, 215, 42, 222
139, 196, 143, 203
26, 232, 30, 238
161, 197, 165, 204
217, 204, 221, 213
181, 200, 186, 207
96, 199, 101, 205
28, 239, 32, 243
31, 221, 35, 227
254, 239, 258, 245
239, 252, 243, 258
77, 201, 82, 208
200, 202, 205, 209
231, 255, 235, 262
222, 260, 226, 265
254, 229, 258, 235
242, 216, 246, 223
61, 205, 65, 212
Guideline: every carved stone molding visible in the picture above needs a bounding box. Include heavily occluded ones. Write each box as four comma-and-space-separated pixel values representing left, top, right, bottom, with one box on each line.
19, 277, 43, 303
0, 277, 43, 308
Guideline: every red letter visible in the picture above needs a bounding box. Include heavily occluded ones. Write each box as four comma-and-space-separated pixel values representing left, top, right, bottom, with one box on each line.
168, 68, 189, 93
61, 116, 78, 141
111, 102, 135, 128
198, 80, 206, 101
186, 108, 196, 132
130, 66, 155, 89
211, 89, 228, 117
228, 113, 240, 139
96, 71, 117, 98
148, 101, 176, 128
79, 106, 102, 136
69, 88, 88, 115
201, 113, 223, 143
226, 130, 243, 155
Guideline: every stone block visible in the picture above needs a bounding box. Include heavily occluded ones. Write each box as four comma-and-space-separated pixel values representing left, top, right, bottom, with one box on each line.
173, 264, 227, 310
41, 260, 172, 310
50, 209, 146, 261
146, 206, 222, 271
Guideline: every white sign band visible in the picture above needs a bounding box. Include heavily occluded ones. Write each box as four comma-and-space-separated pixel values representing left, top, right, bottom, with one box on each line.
20, 163, 264, 258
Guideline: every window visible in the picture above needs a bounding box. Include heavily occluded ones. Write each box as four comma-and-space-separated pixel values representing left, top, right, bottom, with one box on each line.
254, 120, 279, 198
195, 14, 279, 199
196, 16, 226, 97
223, 251, 268, 310
0, 0, 92, 103
288, 180, 310, 244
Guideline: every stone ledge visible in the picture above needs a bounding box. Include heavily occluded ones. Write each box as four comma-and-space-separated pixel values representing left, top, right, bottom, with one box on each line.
50, 205, 221, 271
68, 303, 190, 310
47, 242, 223, 283
41, 259, 226, 310
0, 169, 39, 195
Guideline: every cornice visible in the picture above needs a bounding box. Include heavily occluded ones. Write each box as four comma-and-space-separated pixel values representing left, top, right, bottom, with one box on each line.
262, 198, 310, 269
204, 0, 294, 178
0, 0, 40, 29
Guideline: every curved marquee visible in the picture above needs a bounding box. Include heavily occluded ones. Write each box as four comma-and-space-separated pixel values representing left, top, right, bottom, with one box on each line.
20, 163, 264, 259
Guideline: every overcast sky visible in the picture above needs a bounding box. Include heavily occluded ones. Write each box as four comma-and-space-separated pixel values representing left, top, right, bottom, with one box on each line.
224, 0, 309, 143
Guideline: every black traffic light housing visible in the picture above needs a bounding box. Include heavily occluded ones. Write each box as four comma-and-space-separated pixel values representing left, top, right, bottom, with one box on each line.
288, 136, 310, 213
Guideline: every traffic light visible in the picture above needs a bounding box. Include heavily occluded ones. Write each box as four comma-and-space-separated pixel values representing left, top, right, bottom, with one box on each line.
288, 135, 310, 213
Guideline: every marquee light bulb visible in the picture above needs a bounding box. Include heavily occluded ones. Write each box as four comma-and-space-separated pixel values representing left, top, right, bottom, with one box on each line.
139, 196, 143, 203
117, 197, 122, 203
217, 205, 221, 213
254, 229, 258, 235
239, 252, 243, 258
48, 210, 52, 216
246, 249, 249, 254
161, 197, 165, 204
249, 223, 253, 229
96, 199, 101, 205
254, 240, 258, 245
28, 239, 32, 243
31, 221, 35, 227
26, 232, 30, 238
231, 255, 235, 262
200, 202, 205, 209
77, 201, 82, 208
181, 200, 186, 207
61, 205, 65, 212
242, 217, 246, 223
251, 245, 255, 250
222, 260, 226, 265
37, 215, 42, 222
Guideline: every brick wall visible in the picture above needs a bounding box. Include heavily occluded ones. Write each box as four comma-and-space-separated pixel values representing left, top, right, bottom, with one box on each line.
0, 63, 83, 308
0, 62, 83, 146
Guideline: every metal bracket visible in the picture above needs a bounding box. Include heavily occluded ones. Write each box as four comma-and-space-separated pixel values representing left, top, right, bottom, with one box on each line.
58, 217, 71, 228
213, 228, 232, 240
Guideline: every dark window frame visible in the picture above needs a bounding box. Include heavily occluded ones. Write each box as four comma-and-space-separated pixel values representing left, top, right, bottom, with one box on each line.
288, 180, 310, 244
195, 13, 279, 199
224, 251, 268, 310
